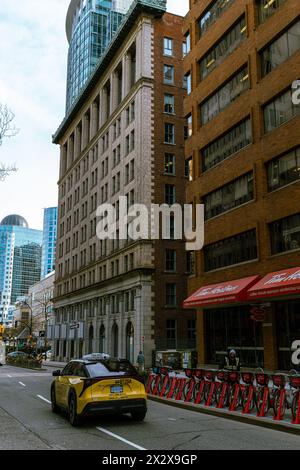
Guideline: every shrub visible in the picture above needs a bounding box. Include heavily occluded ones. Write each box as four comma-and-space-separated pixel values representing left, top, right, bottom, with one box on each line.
6, 356, 41, 369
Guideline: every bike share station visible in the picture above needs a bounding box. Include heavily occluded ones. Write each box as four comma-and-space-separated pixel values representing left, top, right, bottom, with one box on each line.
146, 268, 300, 430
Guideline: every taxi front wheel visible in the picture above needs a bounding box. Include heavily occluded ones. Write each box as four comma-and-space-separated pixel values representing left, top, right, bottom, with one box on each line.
68, 392, 81, 427
51, 386, 59, 414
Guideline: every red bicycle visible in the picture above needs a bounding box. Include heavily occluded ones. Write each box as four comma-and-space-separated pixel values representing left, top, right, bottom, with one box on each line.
255, 371, 270, 417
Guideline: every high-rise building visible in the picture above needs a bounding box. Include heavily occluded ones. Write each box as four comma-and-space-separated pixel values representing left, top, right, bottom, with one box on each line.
41, 207, 58, 279
0, 215, 42, 325
52, 0, 195, 366
66, 0, 132, 112
183, 0, 300, 370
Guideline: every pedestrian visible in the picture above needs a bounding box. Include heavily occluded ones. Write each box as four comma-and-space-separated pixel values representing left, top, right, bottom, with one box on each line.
220, 349, 241, 371
137, 350, 145, 374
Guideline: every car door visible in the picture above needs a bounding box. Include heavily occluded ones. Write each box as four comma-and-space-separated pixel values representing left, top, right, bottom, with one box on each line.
55, 363, 75, 407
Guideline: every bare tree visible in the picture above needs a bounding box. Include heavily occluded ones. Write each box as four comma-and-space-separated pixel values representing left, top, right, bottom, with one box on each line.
0, 104, 19, 145
0, 104, 19, 181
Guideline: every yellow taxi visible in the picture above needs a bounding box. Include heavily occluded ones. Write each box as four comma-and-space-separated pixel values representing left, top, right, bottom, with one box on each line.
51, 357, 147, 426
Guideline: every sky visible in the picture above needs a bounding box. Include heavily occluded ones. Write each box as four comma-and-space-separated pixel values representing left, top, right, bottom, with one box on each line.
0, 0, 189, 230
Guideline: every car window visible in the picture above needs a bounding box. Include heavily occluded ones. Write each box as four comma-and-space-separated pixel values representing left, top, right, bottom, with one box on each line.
73, 364, 87, 378
86, 360, 137, 377
62, 362, 77, 376
86, 362, 118, 378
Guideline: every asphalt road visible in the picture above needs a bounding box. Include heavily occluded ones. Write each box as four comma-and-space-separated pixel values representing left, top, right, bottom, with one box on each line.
0, 364, 300, 451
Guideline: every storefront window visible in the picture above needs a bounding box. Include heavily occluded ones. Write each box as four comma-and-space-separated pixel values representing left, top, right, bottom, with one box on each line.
205, 306, 264, 368
276, 301, 300, 371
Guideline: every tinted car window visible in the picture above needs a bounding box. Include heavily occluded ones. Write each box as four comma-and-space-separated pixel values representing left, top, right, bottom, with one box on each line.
62, 362, 77, 376
86, 360, 137, 377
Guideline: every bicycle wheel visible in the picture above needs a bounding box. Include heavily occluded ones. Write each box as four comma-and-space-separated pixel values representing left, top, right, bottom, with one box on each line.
242, 387, 255, 413
183, 380, 192, 400
163, 377, 173, 398
193, 381, 204, 402
292, 392, 300, 421
256, 388, 269, 415
273, 390, 287, 419
204, 382, 214, 404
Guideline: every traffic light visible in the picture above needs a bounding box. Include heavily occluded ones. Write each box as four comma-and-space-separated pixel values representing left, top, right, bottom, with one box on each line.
0, 325, 5, 337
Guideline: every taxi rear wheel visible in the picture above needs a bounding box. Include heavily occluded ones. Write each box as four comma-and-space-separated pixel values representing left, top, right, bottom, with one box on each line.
131, 410, 147, 422
68, 392, 80, 427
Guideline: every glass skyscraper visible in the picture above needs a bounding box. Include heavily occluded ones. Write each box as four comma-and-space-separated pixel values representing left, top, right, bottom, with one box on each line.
0, 215, 42, 325
66, 0, 132, 112
41, 207, 58, 279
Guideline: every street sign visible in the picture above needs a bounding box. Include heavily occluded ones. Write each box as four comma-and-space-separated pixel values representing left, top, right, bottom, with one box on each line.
70, 323, 80, 330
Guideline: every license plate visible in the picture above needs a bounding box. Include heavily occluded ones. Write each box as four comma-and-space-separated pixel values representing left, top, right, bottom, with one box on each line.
111, 385, 123, 394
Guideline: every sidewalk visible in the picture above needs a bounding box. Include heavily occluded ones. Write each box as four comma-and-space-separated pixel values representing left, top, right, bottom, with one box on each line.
148, 394, 300, 436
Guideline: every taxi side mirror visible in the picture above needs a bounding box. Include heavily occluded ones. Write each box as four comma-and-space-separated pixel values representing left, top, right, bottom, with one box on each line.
52, 370, 61, 377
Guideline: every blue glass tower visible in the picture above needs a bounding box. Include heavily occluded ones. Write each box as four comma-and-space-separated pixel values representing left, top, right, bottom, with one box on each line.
66, 0, 132, 112
0, 215, 42, 325
41, 208, 58, 279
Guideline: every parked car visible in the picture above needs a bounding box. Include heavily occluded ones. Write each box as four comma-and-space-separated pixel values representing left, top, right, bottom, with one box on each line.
51, 358, 147, 426
82, 353, 110, 361
7, 351, 30, 359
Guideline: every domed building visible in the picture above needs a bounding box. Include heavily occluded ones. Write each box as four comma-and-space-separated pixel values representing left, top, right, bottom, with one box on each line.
0, 215, 42, 326
1, 214, 29, 228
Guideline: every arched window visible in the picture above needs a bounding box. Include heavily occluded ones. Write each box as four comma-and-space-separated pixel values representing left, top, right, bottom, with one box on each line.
88, 325, 94, 354
126, 322, 134, 363
99, 325, 105, 353
112, 324, 119, 358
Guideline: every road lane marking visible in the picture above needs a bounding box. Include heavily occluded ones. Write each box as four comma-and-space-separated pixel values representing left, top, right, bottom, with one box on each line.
37, 395, 51, 405
96, 427, 146, 451
7, 375, 12, 378
19, 382, 26, 387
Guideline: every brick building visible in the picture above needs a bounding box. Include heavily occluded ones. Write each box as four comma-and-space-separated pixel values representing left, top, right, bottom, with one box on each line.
52, 0, 195, 367
183, 0, 300, 370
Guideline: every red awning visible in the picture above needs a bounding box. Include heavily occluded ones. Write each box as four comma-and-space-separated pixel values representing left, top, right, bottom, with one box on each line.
184, 275, 260, 309
247, 267, 300, 300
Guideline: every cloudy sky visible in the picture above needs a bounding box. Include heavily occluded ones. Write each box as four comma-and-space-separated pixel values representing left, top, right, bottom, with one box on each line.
0, 0, 189, 230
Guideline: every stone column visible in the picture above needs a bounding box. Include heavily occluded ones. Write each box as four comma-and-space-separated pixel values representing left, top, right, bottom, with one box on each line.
60, 144, 67, 178
111, 72, 118, 112
67, 135, 74, 169
90, 101, 99, 139
74, 125, 81, 161
100, 88, 108, 127
124, 53, 131, 96
81, 114, 90, 151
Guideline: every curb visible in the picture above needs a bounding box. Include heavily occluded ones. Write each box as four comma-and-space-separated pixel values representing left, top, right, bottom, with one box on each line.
148, 395, 300, 436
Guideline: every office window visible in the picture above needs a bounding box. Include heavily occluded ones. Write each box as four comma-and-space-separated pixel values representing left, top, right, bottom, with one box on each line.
204, 230, 258, 271
166, 284, 177, 307
202, 118, 252, 171
187, 319, 196, 341
263, 89, 300, 132
199, 0, 234, 36
185, 72, 192, 94
164, 37, 173, 56
166, 320, 177, 349
164, 65, 174, 85
183, 32, 191, 56
256, 0, 287, 24
165, 184, 176, 205
204, 172, 254, 219
166, 249, 176, 272
267, 147, 300, 191
165, 154, 176, 175
270, 213, 300, 255
164, 94, 175, 114
200, 16, 247, 80
185, 157, 193, 181
261, 21, 300, 77
165, 123, 175, 144
201, 66, 249, 125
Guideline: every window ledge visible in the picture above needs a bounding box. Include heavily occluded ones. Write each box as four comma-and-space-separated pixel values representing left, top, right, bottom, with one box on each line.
205, 258, 259, 274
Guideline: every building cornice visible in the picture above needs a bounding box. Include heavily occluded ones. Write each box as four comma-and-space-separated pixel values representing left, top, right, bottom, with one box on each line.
53, 0, 167, 144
